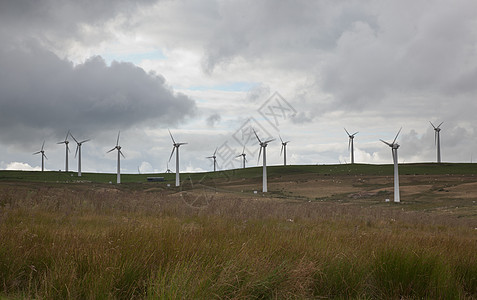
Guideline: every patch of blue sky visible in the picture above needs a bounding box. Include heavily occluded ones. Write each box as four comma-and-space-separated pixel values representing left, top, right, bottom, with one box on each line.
101, 50, 166, 65
188, 81, 258, 92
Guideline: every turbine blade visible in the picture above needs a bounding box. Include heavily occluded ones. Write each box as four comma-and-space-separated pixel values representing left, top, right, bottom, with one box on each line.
437, 121, 444, 128
107, 148, 116, 153
80, 139, 90, 144
380, 139, 392, 147
352, 132, 358, 136
213, 147, 218, 156
429, 121, 436, 129
75, 146, 79, 158
67, 144, 70, 152
435, 131, 437, 145
279, 135, 284, 143
65, 130, 70, 141
348, 138, 351, 151
168, 129, 176, 144
392, 127, 402, 145
70, 133, 79, 143
33, 151, 41, 155
57, 141, 65, 145
43, 153, 48, 160
344, 127, 350, 136
242, 145, 246, 154
253, 129, 262, 143
257, 146, 262, 164
116, 131, 120, 146
264, 138, 275, 144
280, 144, 284, 156
41, 141, 45, 151
168, 147, 175, 162
119, 150, 125, 158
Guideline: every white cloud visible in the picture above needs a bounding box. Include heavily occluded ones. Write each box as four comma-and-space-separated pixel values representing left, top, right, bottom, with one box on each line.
5, 162, 42, 171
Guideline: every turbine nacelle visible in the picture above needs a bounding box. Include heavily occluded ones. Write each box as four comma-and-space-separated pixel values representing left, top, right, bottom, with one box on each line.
279, 135, 290, 156
107, 132, 125, 158
253, 129, 275, 163
380, 127, 402, 151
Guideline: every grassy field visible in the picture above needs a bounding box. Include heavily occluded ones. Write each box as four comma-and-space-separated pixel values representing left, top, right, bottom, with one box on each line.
0, 164, 476, 299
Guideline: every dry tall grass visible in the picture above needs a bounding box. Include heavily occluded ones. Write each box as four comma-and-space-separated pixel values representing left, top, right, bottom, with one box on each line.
0, 183, 475, 299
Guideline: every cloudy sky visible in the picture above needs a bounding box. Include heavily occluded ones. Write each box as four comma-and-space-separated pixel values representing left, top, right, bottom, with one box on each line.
1, 0, 477, 174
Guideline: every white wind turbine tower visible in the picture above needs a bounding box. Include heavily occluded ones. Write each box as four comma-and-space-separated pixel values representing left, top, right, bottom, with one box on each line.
70, 133, 90, 177
168, 130, 187, 187
107, 131, 124, 184
380, 128, 402, 203
57, 130, 70, 172
344, 128, 358, 164
430, 121, 443, 163
33, 141, 47, 172
279, 135, 290, 166
253, 129, 274, 192
206, 148, 218, 172
236, 146, 247, 169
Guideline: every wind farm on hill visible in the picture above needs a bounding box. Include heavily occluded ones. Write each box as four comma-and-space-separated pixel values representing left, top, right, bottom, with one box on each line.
26, 121, 451, 204
2, 124, 477, 299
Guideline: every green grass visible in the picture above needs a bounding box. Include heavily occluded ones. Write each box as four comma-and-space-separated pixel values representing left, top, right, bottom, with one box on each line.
0, 182, 476, 299
1, 163, 477, 185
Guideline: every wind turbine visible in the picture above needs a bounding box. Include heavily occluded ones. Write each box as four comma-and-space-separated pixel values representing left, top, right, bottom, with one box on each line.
430, 121, 443, 163
57, 130, 70, 172
168, 130, 187, 187
279, 135, 290, 166
70, 133, 90, 177
206, 148, 218, 172
107, 131, 124, 184
33, 141, 47, 172
380, 128, 402, 203
344, 128, 358, 164
236, 146, 247, 169
253, 129, 274, 192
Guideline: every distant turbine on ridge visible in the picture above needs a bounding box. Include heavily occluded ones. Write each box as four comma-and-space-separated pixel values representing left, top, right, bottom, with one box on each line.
57, 130, 71, 172
254, 129, 275, 192
236, 145, 247, 169
344, 128, 358, 164
107, 131, 124, 184
279, 135, 290, 166
70, 132, 90, 177
430, 121, 443, 163
206, 147, 218, 172
380, 128, 402, 203
57, 130, 70, 172
168, 130, 187, 187
33, 141, 47, 172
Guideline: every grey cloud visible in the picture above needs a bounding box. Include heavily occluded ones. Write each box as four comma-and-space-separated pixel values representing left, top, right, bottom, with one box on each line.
0, 45, 196, 146
206, 113, 221, 127
321, 1, 477, 108
0, 0, 155, 42
201, 1, 375, 73
245, 84, 270, 103
290, 112, 313, 124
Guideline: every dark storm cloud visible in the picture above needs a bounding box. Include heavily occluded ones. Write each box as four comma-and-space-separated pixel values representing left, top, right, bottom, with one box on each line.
0, 45, 196, 145
0, 0, 155, 43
